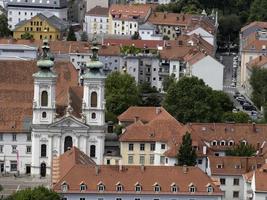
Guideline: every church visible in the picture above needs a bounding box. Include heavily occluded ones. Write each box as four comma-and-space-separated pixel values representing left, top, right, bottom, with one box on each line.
0, 40, 107, 177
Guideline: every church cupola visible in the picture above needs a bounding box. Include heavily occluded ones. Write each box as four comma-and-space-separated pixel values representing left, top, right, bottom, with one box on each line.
32, 40, 57, 125
82, 38, 106, 126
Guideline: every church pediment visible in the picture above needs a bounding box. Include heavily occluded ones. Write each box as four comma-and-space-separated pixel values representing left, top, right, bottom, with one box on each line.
48, 116, 89, 129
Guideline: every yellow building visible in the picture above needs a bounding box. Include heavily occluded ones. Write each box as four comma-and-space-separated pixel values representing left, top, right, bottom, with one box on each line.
13, 13, 68, 41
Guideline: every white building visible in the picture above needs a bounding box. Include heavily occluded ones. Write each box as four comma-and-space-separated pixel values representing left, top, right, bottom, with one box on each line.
138, 22, 162, 40
129, 0, 172, 4
187, 26, 216, 47
6, 0, 68, 30
109, 4, 151, 36
83, 6, 109, 35
0, 44, 37, 60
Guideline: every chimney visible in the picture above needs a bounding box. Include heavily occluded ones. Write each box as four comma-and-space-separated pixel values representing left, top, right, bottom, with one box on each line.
252, 122, 256, 132
156, 107, 161, 115
203, 146, 207, 155
119, 160, 123, 172
183, 165, 188, 173
182, 15, 185, 21
163, 12, 167, 19
134, 116, 139, 122
176, 16, 179, 21
95, 166, 99, 175
259, 55, 262, 61
141, 165, 145, 172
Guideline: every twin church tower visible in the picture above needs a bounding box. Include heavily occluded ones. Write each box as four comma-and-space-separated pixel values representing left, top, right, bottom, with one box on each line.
31, 40, 106, 177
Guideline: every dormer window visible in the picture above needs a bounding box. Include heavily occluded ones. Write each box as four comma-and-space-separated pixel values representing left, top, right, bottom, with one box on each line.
61, 182, 69, 192
217, 164, 223, 169
98, 182, 105, 192
220, 140, 225, 146
207, 184, 213, 193
211, 140, 217, 146
154, 183, 161, 192
135, 183, 142, 192
189, 184, 196, 193
171, 183, 178, 192
228, 140, 234, 146
235, 165, 241, 169
80, 183, 87, 191
116, 183, 123, 192
241, 140, 247, 145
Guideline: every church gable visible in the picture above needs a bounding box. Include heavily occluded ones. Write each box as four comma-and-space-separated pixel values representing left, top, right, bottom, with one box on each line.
48, 116, 89, 129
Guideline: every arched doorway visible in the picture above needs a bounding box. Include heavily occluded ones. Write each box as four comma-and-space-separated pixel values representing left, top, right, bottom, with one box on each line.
40, 163, 46, 177
64, 136, 73, 152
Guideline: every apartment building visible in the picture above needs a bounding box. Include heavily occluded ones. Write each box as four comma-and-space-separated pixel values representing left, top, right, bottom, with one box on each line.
109, 4, 152, 36
6, 0, 68, 30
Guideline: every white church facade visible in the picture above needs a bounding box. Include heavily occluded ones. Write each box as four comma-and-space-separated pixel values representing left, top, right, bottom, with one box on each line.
0, 40, 107, 177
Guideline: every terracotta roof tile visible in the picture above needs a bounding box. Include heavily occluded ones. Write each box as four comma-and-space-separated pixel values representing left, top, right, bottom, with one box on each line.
0, 60, 79, 132
103, 39, 164, 49
246, 55, 267, 69
86, 6, 109, 16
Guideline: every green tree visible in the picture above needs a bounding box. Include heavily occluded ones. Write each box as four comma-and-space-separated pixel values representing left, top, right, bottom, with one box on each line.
163, 35, 170, 40
177, 132, 197, 166
138, 82, 162, 106
222, 112, 250, 123
5, 186, 60, 200
162, 74, 176, 92
0, 14, 11, 37
80, 31, 88, 41
249, 0, 267, 21
163, 76, 233, 123
105, 71, 140, 118
21, 32, 33, 40
67, 26, 77, 41
226, 142, 256, 156
250, 68, 267, 109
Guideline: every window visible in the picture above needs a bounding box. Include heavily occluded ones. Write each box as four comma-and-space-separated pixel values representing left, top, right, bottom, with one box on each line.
91, 92, 97, 107
116, 198, 122, 200
189, 186, 196, 193
150, 143, 155, 151
27, 134, 31, 141
42, 112, 47, 118
139, 155, 145, 165
149, 155, 154, 164
0, 145, 3, 153
10, 161, 17, 171
90, 145, 96, 157
160, 156, 165, 164
107, 159, 110, 165
91, 113, 96, 119
26, 146, 31, 153
171, 185, 177, 192
128, 155, 133, 164
198, 159, 202, 164
207, 185, 213, 192
12, 145, 17, 153
12, 134, 16, 141
41, 144, 47, 157
217, 164, 223, 169
154, 184, 161, 192
161, 144, 165, 149
220, 178, 225, 185
61, 183, 68, 192
0, 134, 3, 141
140, 143, 145, 151
98, 183, 105, 192
116, 184, 123, 192
135, 184, 142, 192
41, 91, 48, 106
80, 198, 85, 200
80, 183, 87, 191
233, 178, 239, 185
129, 143, 134, 151
233, 191, 239, 198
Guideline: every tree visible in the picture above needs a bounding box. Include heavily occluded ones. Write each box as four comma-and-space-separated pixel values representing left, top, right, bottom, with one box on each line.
250, 68, 267, 108
67, 26, 77, 41
80, 31, 88, 41
163, 76, 233, 123
5, 186, 60, 200
163, 35, 170, 40
105, 71, 140, 118
0, 14, 11, 37
21, 32, 33, 40
249, 0, 267, 21
138, 82, 162, 106
222, 112, 250, 123
131, 31, 140, 40
162, 74, 176, 92
177, 132, 197, 166
226, 142, 256, 156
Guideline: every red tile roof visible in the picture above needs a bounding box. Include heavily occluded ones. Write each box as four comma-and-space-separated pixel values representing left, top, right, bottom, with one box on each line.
0, 60, 79, 132
209, 156, 265, 176
53, 147, 223, 195
86, 6, 109, 16
246, 55, 267, 69
241, 21, 267, 33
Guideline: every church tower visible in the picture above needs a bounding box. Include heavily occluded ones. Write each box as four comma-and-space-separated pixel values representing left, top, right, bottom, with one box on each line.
32, 40, 57, 125
82, 39, 106, 126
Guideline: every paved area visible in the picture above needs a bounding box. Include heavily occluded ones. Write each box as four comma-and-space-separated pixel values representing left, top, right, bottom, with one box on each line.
0, 175, 50, 198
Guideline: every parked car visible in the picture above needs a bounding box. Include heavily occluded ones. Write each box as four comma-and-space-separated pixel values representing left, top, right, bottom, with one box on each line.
236, 96, 245, 102
251, 111, 258, 116
243, 104, 256, 111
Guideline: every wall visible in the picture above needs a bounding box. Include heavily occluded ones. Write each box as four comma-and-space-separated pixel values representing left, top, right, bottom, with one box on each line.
83, 15, 109, 34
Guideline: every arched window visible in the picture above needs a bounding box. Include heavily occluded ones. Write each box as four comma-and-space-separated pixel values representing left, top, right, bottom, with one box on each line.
41, 91, 48, 106
189, 184, 196, 193
80, 183, 87, 191
90, 145, 96, 157
42, 112, 47, 118
91, 92, 97, 107
64, 136, 73, 152
98, 182, 105, 192
41, 144, 47, 157
116, 183, 123, 192
171, 183, 178, 192
154, 183, 161, 192
91, 113, 96, 119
